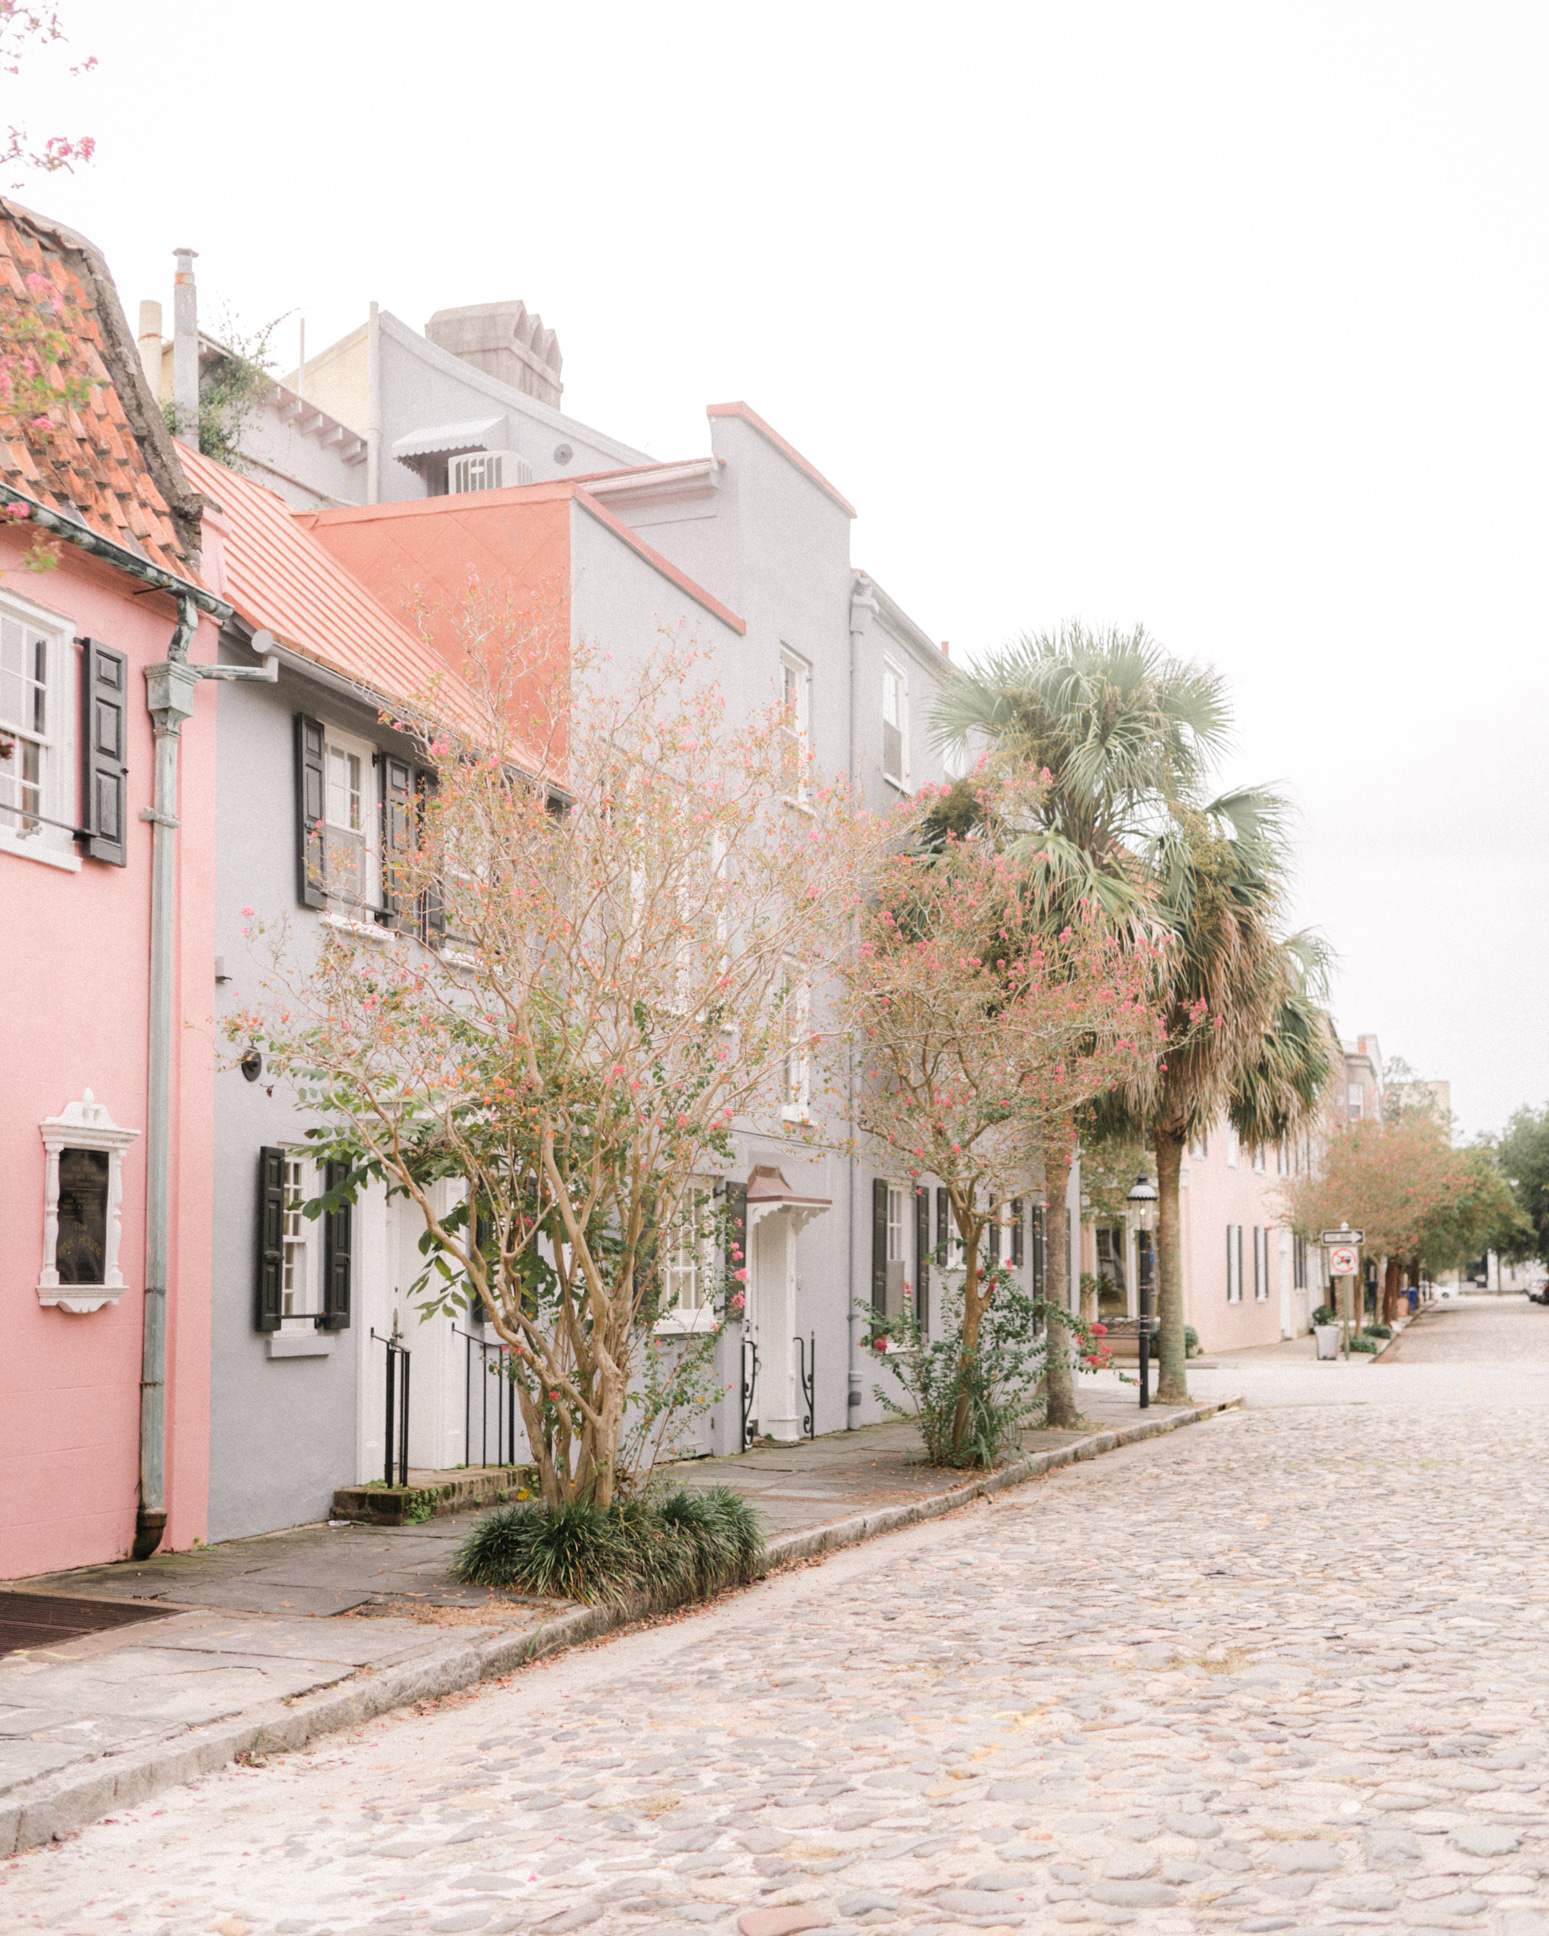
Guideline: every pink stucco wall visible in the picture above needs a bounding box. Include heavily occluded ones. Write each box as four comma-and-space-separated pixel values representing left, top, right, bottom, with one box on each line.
2, 531, 215, 1578
1178, 1129, 1301, 1353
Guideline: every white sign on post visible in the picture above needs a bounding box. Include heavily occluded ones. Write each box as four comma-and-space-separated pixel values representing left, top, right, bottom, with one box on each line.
1328, 1245, 1359, 1278
1320, 1228, 1365, 1247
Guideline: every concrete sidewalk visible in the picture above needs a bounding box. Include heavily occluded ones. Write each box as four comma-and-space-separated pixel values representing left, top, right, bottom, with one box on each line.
0, 1385, 1232, 1854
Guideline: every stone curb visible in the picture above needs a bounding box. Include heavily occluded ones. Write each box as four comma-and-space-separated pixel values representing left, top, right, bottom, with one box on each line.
0, 1395, 1236, 1857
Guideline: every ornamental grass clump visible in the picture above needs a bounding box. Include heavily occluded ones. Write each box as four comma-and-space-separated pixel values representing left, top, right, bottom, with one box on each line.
453, 1486, 764, 1607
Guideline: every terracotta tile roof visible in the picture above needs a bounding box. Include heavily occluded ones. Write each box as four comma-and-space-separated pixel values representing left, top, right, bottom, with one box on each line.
0, 198, 203, 572
180, 446, 484, 734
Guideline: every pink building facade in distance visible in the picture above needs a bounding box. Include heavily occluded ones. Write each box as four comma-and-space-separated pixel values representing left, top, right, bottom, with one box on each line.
1, 201, 224, 1576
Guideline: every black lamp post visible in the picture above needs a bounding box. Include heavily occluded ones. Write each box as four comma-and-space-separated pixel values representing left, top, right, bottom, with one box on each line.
1128, 1173, 1158, 1409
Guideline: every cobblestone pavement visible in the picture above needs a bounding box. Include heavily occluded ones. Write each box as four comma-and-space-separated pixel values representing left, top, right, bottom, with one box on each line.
7, 1385, 1548, 1936
1381, 1298, 1549, 1363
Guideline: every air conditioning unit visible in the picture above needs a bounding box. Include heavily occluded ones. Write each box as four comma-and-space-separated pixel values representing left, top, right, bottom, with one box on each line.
447, 449, 533, 495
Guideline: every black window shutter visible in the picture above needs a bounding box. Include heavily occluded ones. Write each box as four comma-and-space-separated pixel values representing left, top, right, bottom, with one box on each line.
79, 639, 128, 865
724, 1181, 748, 1313
871, 1177, 888, 1312
914, 1186, 929, 1331
1012, 1198, 1024, 1267
256, 1147, 285, 1332
381, 754, 415, 925
418, 768, 447, 943
295, 715, 327, 908
936, 1186, 949, 1266
1030, 1205, 1045, 1298
989, 1205, 1001, 1264
321, 1160, 353, 1330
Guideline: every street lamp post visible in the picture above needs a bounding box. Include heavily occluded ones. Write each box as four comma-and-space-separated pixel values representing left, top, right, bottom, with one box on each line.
1128, 1173, 1159, 1410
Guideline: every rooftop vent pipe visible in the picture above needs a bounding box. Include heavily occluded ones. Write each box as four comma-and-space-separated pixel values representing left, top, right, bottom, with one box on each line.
172, 249, 199, 445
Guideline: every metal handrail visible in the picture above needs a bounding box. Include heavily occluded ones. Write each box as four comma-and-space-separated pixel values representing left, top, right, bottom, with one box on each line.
370, 1326, 411, 1485
456, 1326, 519, 1469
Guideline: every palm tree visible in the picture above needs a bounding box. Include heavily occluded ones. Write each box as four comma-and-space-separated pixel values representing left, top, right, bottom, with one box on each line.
931, 623, 1228, 1427
1125, 796, 1333, 1401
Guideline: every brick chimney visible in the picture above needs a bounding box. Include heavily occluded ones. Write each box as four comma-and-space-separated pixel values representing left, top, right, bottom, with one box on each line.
425, 300, 562, 408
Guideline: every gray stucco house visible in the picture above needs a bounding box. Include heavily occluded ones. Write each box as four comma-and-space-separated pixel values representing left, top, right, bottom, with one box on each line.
182, 292, 1070, 1540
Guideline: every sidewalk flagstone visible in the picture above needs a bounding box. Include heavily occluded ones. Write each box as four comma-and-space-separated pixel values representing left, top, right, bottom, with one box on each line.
0, 1390, 1218, 1846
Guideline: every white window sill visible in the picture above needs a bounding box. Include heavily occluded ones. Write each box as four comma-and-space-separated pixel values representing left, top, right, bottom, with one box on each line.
37, 1282, 125, 1313
780, 1105, 812, 1126
654, 1307, 720, 1336
883, 773, 912, 796
319, 912, 388, 944
441, 946, 479, 969
268, 1328, 337, 1358
780, 794, 816, 816
0, 831, 81, 871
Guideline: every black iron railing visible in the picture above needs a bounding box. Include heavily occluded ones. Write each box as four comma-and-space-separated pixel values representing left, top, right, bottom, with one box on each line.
457, 1327, 520, 1468
370, 1325, 411, 1485
740, 1332, 761, 1450
794, 1331, 815, 1439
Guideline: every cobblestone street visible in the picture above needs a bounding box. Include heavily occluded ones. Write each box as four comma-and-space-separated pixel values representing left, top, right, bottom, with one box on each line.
6, 1305, 1549, 1936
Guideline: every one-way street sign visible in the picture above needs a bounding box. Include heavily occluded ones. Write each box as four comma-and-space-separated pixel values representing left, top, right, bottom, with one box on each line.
1320, 1228, 1365, 1246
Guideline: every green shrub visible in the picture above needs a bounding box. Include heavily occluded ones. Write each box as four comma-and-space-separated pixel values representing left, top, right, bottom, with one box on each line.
867, 1278, 1044, 1469
1311, 1305, 1338, 1327
1348, 1334, 1381, 1353
1184, 1325, 1200, 1357
1365, 1323, 1393, 1339
452, 1486, 764, 1606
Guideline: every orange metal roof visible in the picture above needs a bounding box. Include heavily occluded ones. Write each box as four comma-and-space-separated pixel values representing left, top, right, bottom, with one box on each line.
181, 447, 482, 728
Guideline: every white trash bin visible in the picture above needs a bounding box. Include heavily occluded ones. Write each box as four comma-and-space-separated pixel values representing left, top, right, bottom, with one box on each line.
1314, 1323, 1341, 1360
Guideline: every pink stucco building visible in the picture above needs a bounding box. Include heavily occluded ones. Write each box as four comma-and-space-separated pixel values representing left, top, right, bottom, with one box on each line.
1, 201, 225, 1576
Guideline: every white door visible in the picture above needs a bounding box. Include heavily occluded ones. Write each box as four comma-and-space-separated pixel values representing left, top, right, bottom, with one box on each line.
751, 1212, 799, 1441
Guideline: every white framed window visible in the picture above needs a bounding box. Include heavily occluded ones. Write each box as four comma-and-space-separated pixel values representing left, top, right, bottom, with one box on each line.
882, 659, 909, 789
1253, 1224, 1270, 1301
780, 648, 811, 803
886, 1184, 908, 1266
781, 966, 811, 1121
658, 1182, 718, 1333
0, 594, 77, 870
1225, 1126, 1240, 1169
36, 1090, 139, 1313
1252, 1145, 1266, 1174
1348, 1083, 1364, 1122
318, 726, 377, 916
1226, 1222, 1243, 1302
281, 1153, 323, 1323
1188, 1128, 1209, 1160
1276, 1141, 1289, 1177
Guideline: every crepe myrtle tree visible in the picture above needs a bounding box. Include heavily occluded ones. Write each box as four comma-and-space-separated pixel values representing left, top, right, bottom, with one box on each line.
231, 605, 871, 1509
828, 771, 1168, 1448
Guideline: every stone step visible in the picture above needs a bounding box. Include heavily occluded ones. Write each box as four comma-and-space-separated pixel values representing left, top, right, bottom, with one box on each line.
331, 1465, 535, 1526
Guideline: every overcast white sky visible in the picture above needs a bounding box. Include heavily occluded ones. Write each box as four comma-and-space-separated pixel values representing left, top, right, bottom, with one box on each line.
17, 1, 1548, 1137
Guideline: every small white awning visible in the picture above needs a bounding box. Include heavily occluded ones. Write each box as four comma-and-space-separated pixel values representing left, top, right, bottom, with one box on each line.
391, 416, 506, 461
746, 1164, 831, 1231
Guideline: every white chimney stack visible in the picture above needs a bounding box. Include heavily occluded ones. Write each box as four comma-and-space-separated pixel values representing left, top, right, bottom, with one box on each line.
137, 300, 163, 399
172, 248, 199, 445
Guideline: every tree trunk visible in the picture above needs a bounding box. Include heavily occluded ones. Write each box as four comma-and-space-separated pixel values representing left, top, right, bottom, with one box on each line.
1042, 1143, 1079, 1429
950, 1212, 984, 1459
1383, 1257, 1400, 1326
1155, 1126, 1189, 1404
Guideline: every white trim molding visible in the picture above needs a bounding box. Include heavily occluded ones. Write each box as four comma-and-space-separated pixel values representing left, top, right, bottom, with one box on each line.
37, 1090, 140, 1313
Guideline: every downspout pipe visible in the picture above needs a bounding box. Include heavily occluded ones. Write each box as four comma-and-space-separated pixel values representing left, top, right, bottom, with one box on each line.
846, 575, 878, 1427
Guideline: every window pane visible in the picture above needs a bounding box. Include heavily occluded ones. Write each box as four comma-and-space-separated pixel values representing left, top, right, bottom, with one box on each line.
0, 618, 46, 737
56, 1148, 109, 1285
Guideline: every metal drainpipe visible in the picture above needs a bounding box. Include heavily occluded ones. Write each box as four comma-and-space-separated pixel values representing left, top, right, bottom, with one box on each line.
136, 602, 199, 1557
136, 618, 277, 1559
846, 575, 877, 1426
